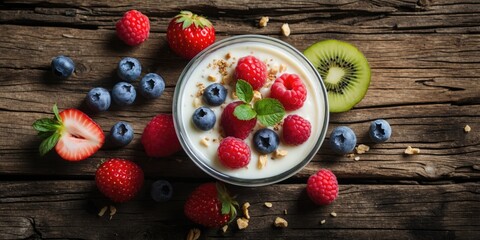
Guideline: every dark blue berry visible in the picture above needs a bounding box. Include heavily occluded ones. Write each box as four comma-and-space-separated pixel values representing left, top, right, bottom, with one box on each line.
369, 119, 392, 143
85, 87, 111, 112
203, 83, 227, 106
139, 73, 165, 99
329, 126, 356, 154
51, 55, 75, 79
112, 82, 136, 106
253, 128, 280, 154
192, 107, 216, 131
150, 180, 173, 202
117, 57, 142, 82
109, 121, 134, 147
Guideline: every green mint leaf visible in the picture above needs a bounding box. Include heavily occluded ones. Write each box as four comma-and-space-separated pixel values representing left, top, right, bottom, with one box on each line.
254, 98, 286, 126
236, 79, 253, 103
39, 133, 60, 156
233, 104, 257, 121
53, 104, 61, 122
33, 118, 59, 132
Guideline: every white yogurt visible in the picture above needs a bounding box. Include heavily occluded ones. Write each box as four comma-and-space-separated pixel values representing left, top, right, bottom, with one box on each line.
176, 38, 327, 182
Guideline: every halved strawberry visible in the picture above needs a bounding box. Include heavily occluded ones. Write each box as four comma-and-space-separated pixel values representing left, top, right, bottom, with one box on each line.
33, 104, 105, 161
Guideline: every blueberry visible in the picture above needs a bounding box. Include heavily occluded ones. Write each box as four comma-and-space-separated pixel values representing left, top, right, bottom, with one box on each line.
203, 83, 227, 106
253, 128, 279, 154
117, 57, 142, 82
369, 119, 392, 143
109, 121, 134, 147
112, 82, 136, 106
139, 73, 165, 99
192, 107, 216, 131
150, 180, 173, 202
329, 126, 357, 154
51, 55, 75, 79
85, 87, 111, 112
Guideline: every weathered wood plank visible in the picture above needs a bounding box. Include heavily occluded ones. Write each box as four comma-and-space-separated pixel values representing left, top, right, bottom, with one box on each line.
1, 0, 480, 34
0, 181, 479, 239
0, 24, 478, 179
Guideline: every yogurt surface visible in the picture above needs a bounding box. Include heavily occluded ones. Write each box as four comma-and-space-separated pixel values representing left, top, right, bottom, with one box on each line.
175, 36, 327, 183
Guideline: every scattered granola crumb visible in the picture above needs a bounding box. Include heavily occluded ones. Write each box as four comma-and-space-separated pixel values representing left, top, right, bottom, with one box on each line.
242, 202, 251, 219
98, 206, 108, 217
259, 16, 269, 28
279, 64, 287, 73
207, 75, 217, 82
253, 90, 262, 102
200, 138, 209, 147
225, 52, 232, 60
109, 205, 117, 220
187, 228, 201, 240
356, 144, 370, 154
404, 146, 420, 155
273, 122, 282, 131
214, 59, 229, 76
264, 202, 273, 208
272, 149, 288, 159
195, 83, 205, 97
257, 154, 268, 169
284, 209, 288, 215
193, 97, 201, 108
281, 23, 291, 36
320, 219, 326, 225
270, 65, 279, 75
221, 225, 228, 233
464, 125, 471, 133
274, 217, 288, 228
330, 212, 337, 217
212, 138, 218, 143
237, 217, 249, 230
231, 90, 238, 99
347, 153, 355, 159
354, 156, 360, 161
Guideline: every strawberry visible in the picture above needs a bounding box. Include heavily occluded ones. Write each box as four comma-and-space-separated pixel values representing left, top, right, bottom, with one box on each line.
95, 158, 144, 203
166, 11, 215, 59
33, 104, 104, 161
184, 182, 238, 228
220, 101, 256, 140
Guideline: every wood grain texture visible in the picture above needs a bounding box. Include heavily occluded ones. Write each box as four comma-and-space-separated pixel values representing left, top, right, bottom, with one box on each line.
0, 24, 478, 180
0, 181, 479, 240
0, 0, 479, 239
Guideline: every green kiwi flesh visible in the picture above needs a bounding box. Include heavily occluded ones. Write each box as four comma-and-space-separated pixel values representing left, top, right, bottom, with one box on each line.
304, 40, 371, 112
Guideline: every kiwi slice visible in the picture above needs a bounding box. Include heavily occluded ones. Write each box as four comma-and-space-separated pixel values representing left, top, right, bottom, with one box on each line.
304, 40, 371, 112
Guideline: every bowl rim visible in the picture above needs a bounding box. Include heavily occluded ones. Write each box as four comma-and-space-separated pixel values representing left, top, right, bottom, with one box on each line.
172, 34, 329, 187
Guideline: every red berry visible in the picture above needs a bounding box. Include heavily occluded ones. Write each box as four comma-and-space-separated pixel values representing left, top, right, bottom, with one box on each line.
141, 114, 182, 157
167, 11, 215, 59
32, 104, 105, 161
270, 73, 307, 111
282, 114, 311, 145
184, 182, 238, 228
218, 137, 251, 169
220, 101, 257, 140
115, 10, 150, 46
307, 169, 338, 205
234, 55, 268, 90
95, 158, 144, 203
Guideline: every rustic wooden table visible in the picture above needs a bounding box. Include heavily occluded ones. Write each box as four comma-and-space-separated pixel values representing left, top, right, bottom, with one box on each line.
1, 1, 479, 239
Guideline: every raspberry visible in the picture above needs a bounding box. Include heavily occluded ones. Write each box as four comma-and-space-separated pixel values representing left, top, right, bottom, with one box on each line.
116, 10, 150, 46
220, 101, 257, 140
270, 73, 307, 111
306, 169, 339, 205
235, 55, 268, 90
282, 114, 311, 145
218, 137, 251, 169
141, 114, 182, 157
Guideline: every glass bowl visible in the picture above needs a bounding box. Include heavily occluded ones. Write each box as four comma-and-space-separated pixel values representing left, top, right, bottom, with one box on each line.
173, 35, 329, 187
